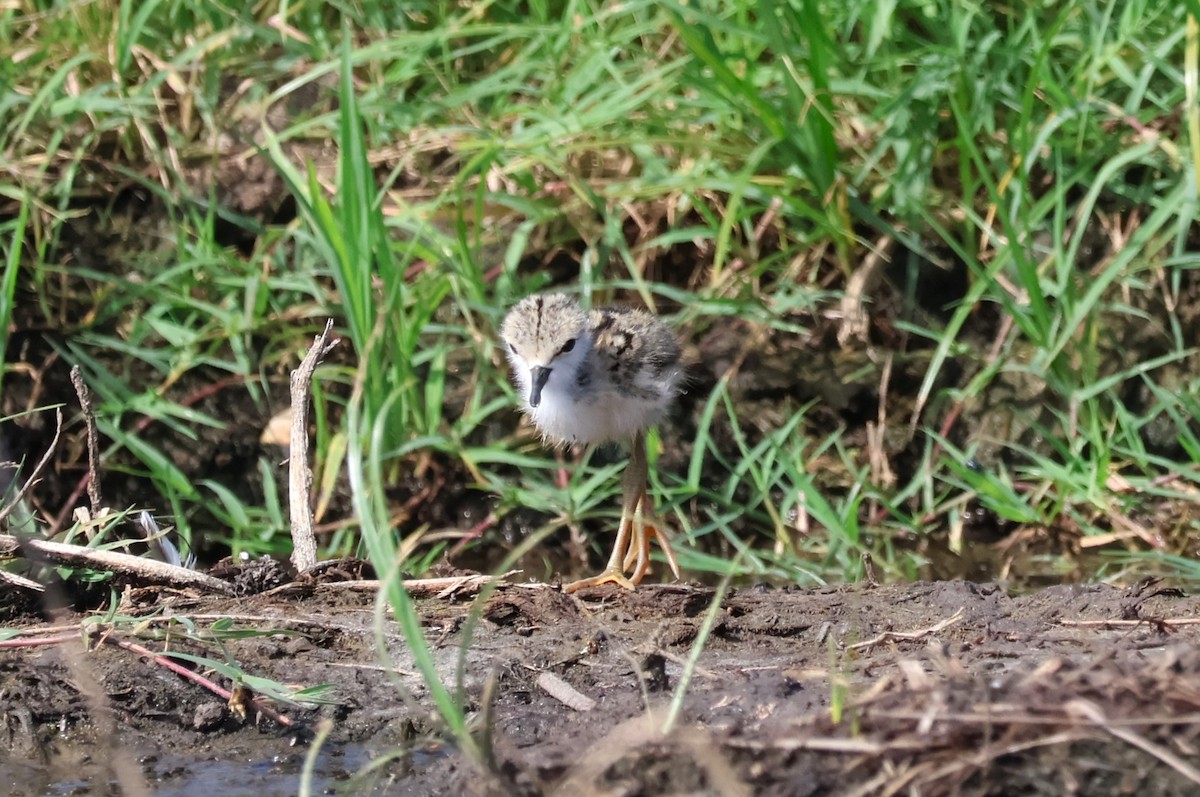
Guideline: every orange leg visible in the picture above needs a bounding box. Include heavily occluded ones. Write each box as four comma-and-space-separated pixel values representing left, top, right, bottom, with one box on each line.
564, 432, 680, 593
621, 487, 681, 586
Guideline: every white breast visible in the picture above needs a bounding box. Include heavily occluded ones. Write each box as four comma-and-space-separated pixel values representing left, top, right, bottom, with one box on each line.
526, 369, 678, 445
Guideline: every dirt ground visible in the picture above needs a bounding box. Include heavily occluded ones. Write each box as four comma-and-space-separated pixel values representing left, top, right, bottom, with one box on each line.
6, 573, 1200, 796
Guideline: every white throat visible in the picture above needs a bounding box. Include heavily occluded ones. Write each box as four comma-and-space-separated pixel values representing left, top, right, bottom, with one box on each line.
507, 333, 675, 445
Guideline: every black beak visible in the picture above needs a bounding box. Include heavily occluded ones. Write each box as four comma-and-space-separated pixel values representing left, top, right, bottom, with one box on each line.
528, 366, 552, 407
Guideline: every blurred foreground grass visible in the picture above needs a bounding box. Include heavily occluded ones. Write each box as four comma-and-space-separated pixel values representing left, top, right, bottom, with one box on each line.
2, 0, 1199, 588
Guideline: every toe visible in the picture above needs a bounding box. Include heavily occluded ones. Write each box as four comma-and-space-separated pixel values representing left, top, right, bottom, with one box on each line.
564, 568, 637, 594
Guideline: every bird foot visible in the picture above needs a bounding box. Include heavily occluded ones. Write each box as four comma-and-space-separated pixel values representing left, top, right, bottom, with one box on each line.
621, 519, 681, 584
618, 492, 681, 584
563, 567, 638, 594
563, 505, 679, 593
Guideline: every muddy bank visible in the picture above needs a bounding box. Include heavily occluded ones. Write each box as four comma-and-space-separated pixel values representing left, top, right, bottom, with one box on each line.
5, 577, 1200, 796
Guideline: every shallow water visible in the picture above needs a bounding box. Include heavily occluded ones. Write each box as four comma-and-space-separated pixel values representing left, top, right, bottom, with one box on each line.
5, 742, 452, 797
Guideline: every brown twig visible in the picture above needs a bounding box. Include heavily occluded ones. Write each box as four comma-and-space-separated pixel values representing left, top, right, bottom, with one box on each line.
0, 633, 79, 648
289, 319, 339, 573
69, 365, 102, 517
836, 234, 893, 347
0, 568, 45, 592
447, 511, 499, 558
49, 374, 248, 534
0, 532, 235, 594
847, 607, 965, 652
310, 570, 523, 598
1058, 617, 1200, 628
860, 551, 878, 587
860, 708, 1200, 728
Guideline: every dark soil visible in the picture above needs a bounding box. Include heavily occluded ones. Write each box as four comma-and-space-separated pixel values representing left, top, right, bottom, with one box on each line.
6, 136, 1200, 797
6, 574, 1200, 796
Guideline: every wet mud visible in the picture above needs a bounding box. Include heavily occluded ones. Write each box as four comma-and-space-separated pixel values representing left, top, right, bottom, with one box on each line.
5, 575, 1200, 796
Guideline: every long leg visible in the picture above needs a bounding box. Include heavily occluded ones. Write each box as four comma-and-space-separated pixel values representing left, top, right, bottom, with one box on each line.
624, 493, 682, 585
562, 438, 644, 593
621, 432, 650, 579
621, 432, 681, 585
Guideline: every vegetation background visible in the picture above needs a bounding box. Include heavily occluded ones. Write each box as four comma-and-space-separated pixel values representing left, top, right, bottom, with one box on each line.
3, 0, 1200, 592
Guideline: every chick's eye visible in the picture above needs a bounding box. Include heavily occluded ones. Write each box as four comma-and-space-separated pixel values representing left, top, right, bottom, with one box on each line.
559, 338, 576, 354
507, 343, 517, 354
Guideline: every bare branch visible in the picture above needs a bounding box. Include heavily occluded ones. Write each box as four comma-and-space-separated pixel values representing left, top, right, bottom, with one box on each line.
0, 533, 235, 595
289, 319, 339, 573
69, 366, 102, 516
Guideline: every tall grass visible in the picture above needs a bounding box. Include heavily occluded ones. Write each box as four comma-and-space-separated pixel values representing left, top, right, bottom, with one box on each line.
0, 196, 26, 401
3, 0, 1198, 584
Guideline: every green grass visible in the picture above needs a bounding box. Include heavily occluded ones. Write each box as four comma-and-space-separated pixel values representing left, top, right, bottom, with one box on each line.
3, 0, 1196, 570
4, 0, 1200, 757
